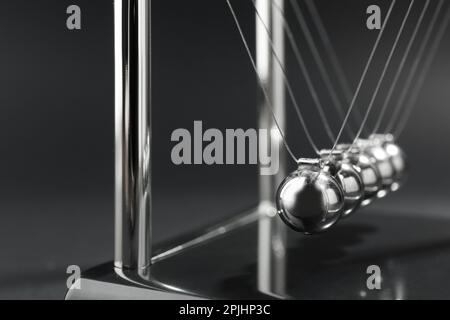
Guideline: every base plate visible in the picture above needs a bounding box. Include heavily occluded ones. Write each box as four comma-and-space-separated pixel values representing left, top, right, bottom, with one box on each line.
67, 208, 450, 300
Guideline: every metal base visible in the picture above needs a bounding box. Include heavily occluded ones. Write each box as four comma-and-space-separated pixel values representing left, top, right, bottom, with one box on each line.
65, 264, 202, 300
67, 207, 450, 300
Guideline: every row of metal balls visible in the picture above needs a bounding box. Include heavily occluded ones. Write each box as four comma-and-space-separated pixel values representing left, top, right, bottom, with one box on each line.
276, 134, 406, 235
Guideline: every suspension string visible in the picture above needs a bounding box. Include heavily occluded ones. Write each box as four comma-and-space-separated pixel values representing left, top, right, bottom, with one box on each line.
330, 0, 396, 153
349, 0, 415, 147
372, 0, 431, 135
226, 0, 316, 161
304, 0, 364, 124
386, 0, 446, 134
252, 0, 335, 143
395, 3, 450, 138
284, 0, 355, 138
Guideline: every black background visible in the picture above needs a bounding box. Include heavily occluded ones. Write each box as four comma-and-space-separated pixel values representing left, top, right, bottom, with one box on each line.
0, 0, 449, 299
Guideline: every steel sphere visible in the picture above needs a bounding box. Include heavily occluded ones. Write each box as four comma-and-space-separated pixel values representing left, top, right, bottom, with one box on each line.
358, 139, 395, 185
358, 139, 396, 198
370, 134, 407, 192
276, 159, 345, 235
321, 151, 364, 218
338, 145, 383, 207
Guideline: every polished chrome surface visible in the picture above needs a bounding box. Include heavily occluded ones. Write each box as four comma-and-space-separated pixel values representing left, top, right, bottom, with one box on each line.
340, 145, 383, 207
385, 142, 407, 192
321, 151, 364, 218
277, 161, 344, 234
115, 0, 152, 271
370, 134, 407, 192
256, 0, 288, 298
67, 279, 200, 301
358, 139, 396, 194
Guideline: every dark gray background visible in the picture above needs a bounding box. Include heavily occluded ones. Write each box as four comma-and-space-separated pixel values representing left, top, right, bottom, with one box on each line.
0, 0, 449, 299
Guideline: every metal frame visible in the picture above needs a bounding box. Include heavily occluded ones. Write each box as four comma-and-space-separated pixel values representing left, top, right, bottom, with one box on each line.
115, 0, 152, 271
256, 0, 288, 297
67, 0, 289, 299
114, 0, 288, 276
65, 0, 450, 301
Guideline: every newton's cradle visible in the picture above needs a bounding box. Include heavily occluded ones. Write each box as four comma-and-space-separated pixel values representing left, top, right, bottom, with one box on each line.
67, 0, 450, 300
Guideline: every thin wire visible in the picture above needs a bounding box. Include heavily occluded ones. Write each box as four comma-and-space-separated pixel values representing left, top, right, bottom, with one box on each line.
350, 0, 415, 146
225, 0, 312, 161
305, 0, 363, 124
284, 0, 355, 138
386, 0, 446, 133
396, 3, 450, 138
252, 0, 335, 143
372, 0, 431, 135
331, 0, 396, 152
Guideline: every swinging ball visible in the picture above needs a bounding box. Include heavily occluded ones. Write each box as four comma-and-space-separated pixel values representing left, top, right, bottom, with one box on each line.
321, 150, 364, 218
370, 134, 407, 192
357, 139, 396, 198
338, 145, 382, 207
276, 159, 344, 235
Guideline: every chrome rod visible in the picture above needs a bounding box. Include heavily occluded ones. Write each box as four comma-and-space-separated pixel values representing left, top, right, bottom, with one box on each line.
257, 0, 288, 298
114, 0, 152, 271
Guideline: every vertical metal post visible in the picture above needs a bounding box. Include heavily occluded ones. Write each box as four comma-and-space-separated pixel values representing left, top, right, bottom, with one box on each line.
114, 0, 152, 271
257, 0, 288, 297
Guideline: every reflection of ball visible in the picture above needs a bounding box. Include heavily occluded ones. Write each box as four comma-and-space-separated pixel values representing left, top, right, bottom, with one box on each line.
321, 152, 364, 218
358, 139, 395, 198
339, 145, 383, 207
276, 160, 344, 235
370, 134, 407, 192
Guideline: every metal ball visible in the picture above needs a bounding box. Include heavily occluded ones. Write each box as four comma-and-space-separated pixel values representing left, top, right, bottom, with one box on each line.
370, 134, 407, 192
358, 139, 396, 198
321, 151, 364, 218
338, 145, 383, 207
276, 159, 344, 235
